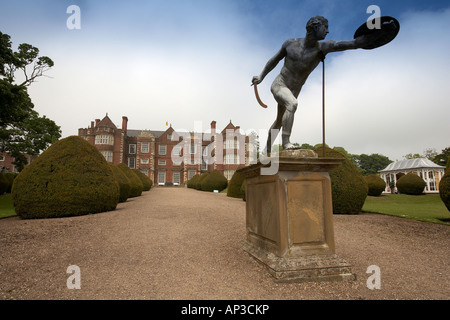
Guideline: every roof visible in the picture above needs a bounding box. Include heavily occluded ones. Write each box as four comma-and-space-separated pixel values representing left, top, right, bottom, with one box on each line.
380, 158, 445, 172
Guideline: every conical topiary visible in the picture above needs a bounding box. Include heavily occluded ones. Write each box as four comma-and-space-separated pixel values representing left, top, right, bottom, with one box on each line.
109, 163, 131, 202
201, 170, 228, 192
315, 146, 368, 214
227, 171, 245, 198
117, 163, 143, 197
439, 160, 450, 211
11, 136, 120, 219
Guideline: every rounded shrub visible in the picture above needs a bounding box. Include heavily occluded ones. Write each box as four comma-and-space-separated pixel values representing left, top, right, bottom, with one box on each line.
117, 163, 143, 197
240, 180, 246, 201
196, 172, 209, 190
201, 170, 228, 192
4, 172, 18, 193
315, 146, 368, 214
365, 174, 386, 196
439, 168, 450, 211
396, 173, 426, 195
133, 169, 153, 191
227, 171, 245, 199
11, 136, 120, 219
187, 174, 200, 189
109, 163, 131, 202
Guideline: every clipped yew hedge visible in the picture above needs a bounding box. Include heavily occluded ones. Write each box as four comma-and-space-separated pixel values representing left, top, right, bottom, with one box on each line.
187, 174, 201, 189
201, 170, 228, 192
11, 136, 120, 219
227, 171, 245, 199
133, 169, 153, 191
109, 163, 131, 202
365, 174, 386, 196
117, 163, 143, 198
440, 161, 450, 211
396, 173, 426, 195
315, 146, 368, 214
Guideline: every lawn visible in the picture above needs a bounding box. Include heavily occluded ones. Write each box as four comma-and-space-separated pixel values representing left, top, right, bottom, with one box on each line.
0, 194, 16, 219
362, 193, 450, 225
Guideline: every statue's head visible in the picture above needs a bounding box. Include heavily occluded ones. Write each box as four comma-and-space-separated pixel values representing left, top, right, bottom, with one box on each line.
306, 16, 329, 40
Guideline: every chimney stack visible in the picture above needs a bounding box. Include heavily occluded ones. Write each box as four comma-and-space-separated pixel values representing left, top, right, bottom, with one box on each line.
211, 120, 216, 135
95, 119, 100, 126
122, 116, 128, 132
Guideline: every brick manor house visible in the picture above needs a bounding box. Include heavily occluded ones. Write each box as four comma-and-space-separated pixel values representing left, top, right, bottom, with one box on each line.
78, 114, 256, 186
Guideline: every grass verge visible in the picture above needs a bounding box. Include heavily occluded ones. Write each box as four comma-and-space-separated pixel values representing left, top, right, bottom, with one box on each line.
0, 194, 16, 219
362, 194, 450, 225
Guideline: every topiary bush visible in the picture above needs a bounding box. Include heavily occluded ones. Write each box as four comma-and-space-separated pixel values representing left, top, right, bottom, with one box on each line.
365, 174, 386, 196
240, 180, 246, 201
117, 163, 143, 198
396, 173, 426, 195
133, 169, 153, 191
109, 163, 131, 202
11, 136, 120, 219
201, 170, 228, 192
4, 172, 18, 193
439, 165, 450, 211
315, 146, 368, 214
196, 172, 209, 190
187, 174, 200, 189
227, 171, 245, 199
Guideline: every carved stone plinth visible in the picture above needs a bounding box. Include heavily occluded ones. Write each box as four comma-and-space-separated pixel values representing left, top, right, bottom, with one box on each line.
237, 151, 356, 283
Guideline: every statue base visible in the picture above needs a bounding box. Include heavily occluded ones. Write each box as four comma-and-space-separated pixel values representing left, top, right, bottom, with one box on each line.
237, 150, 356, 283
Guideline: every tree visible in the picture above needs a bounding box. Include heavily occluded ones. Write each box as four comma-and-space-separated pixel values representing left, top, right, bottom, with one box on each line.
355, 153, 392, 176
432, 147, 450, 167
0, 31, 60, 171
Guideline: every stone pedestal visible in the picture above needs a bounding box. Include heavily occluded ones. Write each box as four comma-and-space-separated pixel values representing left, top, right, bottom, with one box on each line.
237, 150, 356, 283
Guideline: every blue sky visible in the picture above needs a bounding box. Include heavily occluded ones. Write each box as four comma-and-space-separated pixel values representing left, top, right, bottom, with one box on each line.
1, 0, 449, 161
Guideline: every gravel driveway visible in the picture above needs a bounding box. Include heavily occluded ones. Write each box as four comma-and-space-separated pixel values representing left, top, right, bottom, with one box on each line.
0, 187, 449, 300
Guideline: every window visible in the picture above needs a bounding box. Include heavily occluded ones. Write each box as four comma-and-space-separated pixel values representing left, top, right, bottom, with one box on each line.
141, 142, 149, 153
173, 171, 180, 185
158, 171, 166, 185
0, 156, 4, 161
128, 157, 136, 169
141, 158, 149, 164
168, 134, 172, 140
225, 138, 239, 149
224, 154, 239, 164
129, 144, 136, 154
158, 160, 166, 165
100, 151, 113, 163
140, 169, 149, 176
95, 135, 114, 145
201, 160, 207, 171
190, 143, 196, 154
159, 145, 166, 155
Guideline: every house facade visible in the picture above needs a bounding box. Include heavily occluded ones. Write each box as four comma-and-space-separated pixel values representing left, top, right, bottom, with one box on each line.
379, 158, 446, 193
0, 152, 38, 173
78, 115, 255, 186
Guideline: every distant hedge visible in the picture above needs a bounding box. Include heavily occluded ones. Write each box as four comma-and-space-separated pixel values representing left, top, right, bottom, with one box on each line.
227, 171, 245, 199
365, 174, 386, 196
315, 146, 368, 214
396, 173, 426, 195
133, 169, 153, 191
440, 168, 450, 211
11, 136, 120, 219
201, 170, 228, 192
117, 163, 143, 197
109, 163, 131, 202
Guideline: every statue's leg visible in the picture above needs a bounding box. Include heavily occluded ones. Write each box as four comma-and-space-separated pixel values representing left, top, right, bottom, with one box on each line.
265, 104, 284, 154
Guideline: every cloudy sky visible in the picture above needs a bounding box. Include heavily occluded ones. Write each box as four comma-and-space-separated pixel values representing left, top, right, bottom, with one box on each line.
1, 0, 449, 161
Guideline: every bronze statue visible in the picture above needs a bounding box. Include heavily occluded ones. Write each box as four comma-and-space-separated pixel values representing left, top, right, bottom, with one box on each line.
252, 16, 399, 154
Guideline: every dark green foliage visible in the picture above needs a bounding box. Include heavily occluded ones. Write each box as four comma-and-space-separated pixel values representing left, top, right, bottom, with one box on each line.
133, 169, 153, 191
0, 173, 8, 195
109, 164, 131, 202
240, 181, 246, 201
365, 174, 386, 196
439, 168, 450, 211
117, 163, 143, 198
187, 174, 200, 189
11, 136, 120, 219
315, 146, 368, 214
201, 170, 228, 192
396, 173, 426, 195
195, 172, 209, 190
227, 171, 245, 199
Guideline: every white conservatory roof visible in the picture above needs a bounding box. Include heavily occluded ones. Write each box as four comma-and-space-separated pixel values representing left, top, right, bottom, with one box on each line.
380, 158, 445, 172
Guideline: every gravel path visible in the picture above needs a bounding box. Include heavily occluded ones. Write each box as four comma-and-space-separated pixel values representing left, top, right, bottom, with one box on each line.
0, 187, 449, 300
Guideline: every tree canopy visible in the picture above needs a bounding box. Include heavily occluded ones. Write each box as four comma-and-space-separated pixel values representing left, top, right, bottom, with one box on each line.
0, 31, 60, 171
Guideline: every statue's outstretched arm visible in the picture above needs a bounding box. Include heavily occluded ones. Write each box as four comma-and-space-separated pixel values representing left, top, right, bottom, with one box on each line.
252, 41, 288, 85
